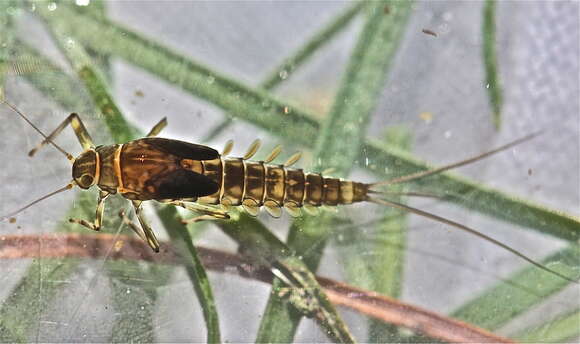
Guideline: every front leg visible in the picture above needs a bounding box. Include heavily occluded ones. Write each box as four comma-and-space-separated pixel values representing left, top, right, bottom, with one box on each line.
69, 190, 109, 230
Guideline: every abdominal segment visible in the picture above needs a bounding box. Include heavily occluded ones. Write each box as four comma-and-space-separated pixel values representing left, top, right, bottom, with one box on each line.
197, 157, 368, 216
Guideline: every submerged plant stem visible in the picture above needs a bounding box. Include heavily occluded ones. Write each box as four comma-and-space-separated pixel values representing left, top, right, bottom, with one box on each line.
204, 1, 365, 142
483, 0, 503, 129
0, 233, 513, 343
258, 1, 414, 342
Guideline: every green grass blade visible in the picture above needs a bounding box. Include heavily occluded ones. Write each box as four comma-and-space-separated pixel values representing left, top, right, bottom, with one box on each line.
13, 6, 221, 341
332, 128, 413, 342
261, 1, 365, 90
47, 4, 580, 338
73, 0, 112, 80
482, 0, 503, 130
35, 11, 160, 342
0, 10, 101, 338
515, 308, 580, 343
218, 214, 355, 343
56, 43, 222, 343
451, 245, 580, 331
0, 0, 17, 87
47, 4, 580, 244
258, 2, 413, 342
313, 1, 412, 175
44, 3, 321, 146
0, 193, 96, 342
5, 3, 577, 341
206, 1, 365, 142
41, 10, 222, 342
8, 35, 222, 344
255, 288, 302, 343
363, 140, 580, 242
0, 4, 89, 341
255, 218, 326, 343
156, 206, 222, 343
107, 260, 173, 342
370, 127, 412, 299
10, 41, 93, 110
368, 127, 412, 342
25, 9, 580, 341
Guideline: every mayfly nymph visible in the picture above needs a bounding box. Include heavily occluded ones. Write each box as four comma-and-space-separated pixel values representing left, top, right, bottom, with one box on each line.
0, 100, 576, 284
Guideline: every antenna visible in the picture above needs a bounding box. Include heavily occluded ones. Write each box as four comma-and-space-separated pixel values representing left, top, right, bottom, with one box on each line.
1, 99, 74, 161
0, 182, 76, 222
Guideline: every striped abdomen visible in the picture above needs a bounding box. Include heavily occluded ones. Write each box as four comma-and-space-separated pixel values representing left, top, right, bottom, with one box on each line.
197, 157, 369, 217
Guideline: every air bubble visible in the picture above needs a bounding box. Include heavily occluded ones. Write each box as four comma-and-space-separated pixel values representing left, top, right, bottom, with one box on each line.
438, 23, 450, 34
278, 70, 288, 80
47, 2, 57, 11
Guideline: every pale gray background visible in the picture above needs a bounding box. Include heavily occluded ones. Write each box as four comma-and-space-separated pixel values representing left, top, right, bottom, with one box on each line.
0, 1, 578, 342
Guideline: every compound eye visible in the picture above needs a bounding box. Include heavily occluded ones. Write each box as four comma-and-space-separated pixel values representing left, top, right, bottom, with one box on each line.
80, 174, 94, 187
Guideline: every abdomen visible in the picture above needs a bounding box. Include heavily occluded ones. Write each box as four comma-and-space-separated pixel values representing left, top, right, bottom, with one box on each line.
197, 158, 369, 215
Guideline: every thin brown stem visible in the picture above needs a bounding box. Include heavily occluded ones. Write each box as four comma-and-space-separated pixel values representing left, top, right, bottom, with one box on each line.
0, 233, 512, 343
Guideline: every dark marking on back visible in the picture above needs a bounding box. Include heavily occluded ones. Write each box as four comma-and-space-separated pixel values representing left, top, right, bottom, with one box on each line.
140, 138, 219, 161
150, 169, 219, 199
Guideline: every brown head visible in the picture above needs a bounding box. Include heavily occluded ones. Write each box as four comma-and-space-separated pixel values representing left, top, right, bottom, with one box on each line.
72, 150, 99, 189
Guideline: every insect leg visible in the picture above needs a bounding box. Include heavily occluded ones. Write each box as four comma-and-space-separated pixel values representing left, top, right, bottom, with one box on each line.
185, 214, 224, 223
117, 209, 147, 242
165, 201, 230, 223
131, 200, 160, 252
29, 113, 94, 157
69, 190, 109, 231
145, 117, 168, 137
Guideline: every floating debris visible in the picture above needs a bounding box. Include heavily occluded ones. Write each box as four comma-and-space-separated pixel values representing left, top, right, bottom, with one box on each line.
422, 29, 438, 37
419, 112, 433, 123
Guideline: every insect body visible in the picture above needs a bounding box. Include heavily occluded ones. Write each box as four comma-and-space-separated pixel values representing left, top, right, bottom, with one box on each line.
1, 100, 370, 252
75, 134, 375, 251
71, 133, 368, 252
0, 100, 576, 284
